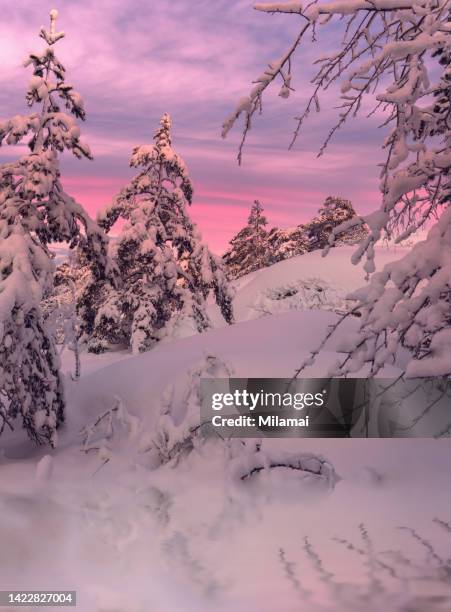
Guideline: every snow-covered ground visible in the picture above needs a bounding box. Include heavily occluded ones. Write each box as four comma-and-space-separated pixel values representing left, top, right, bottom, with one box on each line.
1, 246, 451, 611
214, 243, 413, 323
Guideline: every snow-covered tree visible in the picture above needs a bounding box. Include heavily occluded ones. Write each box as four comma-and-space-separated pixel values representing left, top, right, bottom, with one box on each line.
304, 196, 368, 250
0, 10, 110, 444
266, 225, 309, 265
223, 0, 451, 377
224, 196, 367, 276
81, 114, 234, 354
249, 199, 268, 244
223, 199, 269, 277
265, 197, 367, 262
43, 258, 84, 381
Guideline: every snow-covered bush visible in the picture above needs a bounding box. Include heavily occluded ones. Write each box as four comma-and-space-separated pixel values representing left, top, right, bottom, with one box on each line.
0, 10, 111, 445
80, 396, 140, 473
79, 114, 234, 354
249, 277, 351, 318
140, 353, 235, 468
139, 353, 339, 494
228, 444, 337, 490
223, 0, 450, 377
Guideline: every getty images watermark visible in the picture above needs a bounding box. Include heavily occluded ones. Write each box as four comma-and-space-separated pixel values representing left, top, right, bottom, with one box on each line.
210, 387, 325, 429
201, 378, 331, 438
200, 378, 451, 438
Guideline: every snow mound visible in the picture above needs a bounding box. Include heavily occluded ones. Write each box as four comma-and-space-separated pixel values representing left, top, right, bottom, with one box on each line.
228, 245, 409, 323
58, 309, 403, 447
248, 276, 350, 319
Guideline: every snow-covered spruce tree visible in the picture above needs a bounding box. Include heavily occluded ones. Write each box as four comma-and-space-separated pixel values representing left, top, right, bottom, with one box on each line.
81, 114, 234, 354
0, 10, 110, 444
304, 196, 368, 250
246, 196, 365, 268
224, 197, 367, 275
248, 199, 269, 248
223, 1, 451, 377
223, 199, 269, 278
265, 224, 309, 264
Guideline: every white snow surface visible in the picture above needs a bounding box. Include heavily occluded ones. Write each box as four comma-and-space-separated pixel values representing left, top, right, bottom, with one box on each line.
1, 246, 451, 611
229, 244, 402, 322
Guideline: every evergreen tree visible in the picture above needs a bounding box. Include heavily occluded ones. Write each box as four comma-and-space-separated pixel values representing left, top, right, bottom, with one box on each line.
80, 114, 234, 354
223, 199, 269, 278
304, 196, 368, 250
266, 225, 309, 264
0, 10, 110, 445
248, 199, 268, 250
223, 197, 367, 277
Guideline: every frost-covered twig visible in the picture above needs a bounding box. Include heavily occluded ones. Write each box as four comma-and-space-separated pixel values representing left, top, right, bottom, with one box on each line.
398, 526, 446, 567
80, 396, 139, 454
143, 354, 235, 468
222, 22, 311, 164
333, 526, 400, 580
303, 536, 337, 587
433, 518, 451, 534
278, 548, 310, 598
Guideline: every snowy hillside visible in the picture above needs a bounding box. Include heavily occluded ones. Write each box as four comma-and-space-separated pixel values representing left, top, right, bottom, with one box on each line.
213, 244, 411, 323
1, 245, 451, 612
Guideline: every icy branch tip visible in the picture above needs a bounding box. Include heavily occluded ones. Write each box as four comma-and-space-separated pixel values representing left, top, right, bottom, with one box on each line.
50, 9, 58, 35
40, 9, 64, 45
254, 2, 303, 13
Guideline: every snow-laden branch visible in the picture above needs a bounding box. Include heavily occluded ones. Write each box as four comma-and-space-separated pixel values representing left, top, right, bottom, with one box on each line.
256, 0, 436, 15
222, 22, 310, 163
224, 0, 451, 378
255, 2, 304, 13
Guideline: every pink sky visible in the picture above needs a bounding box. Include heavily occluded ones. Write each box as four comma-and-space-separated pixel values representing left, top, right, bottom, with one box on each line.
0, 0, 386, 252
